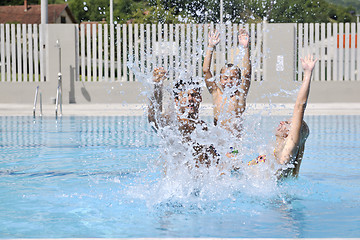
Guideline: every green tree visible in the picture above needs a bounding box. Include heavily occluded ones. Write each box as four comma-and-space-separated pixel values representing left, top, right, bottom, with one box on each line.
130, 5, 181, 24
325, 0, 360, 14
6, 0, 354, 23
158, 0, 357, 23
66, 0, 150, 23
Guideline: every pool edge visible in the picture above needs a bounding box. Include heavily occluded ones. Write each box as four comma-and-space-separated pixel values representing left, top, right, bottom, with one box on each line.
1, 103, 360, 116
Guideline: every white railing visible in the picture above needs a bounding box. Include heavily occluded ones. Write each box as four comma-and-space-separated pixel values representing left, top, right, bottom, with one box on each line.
33, 85, 43, 117
0, 24, 44, 82
297, 22, 360, 81
55, 73, 62, 118
78, 23, 265, 82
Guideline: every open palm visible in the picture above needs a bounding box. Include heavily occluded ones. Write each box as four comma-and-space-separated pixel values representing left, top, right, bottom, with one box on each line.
301, 55, 318, 72
238, 29, 249, 47
208, 30, 220, 47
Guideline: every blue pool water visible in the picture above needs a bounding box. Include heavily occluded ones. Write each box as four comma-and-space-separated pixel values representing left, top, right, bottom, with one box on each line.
0, 115, 359, 238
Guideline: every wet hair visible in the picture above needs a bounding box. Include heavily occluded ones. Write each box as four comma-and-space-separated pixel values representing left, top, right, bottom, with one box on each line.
220, 63, 241, 78
173, 78, 201, 99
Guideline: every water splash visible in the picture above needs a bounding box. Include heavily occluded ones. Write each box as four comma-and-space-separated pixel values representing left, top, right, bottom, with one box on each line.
126, 38, 300, 212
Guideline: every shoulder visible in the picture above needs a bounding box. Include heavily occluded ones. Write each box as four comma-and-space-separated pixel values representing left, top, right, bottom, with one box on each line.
206, 76, 221, 93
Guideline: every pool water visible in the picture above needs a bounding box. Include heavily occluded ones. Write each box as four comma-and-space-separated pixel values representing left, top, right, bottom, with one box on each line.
0, 115, 359, 238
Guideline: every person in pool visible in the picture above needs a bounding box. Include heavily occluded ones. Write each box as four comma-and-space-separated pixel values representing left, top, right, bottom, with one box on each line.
203, 28, 251, 136
148, 67, 219, 169
248, 54, 318, 178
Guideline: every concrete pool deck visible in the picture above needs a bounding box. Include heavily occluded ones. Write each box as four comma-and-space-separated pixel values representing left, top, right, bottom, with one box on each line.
0, 103, 359, 117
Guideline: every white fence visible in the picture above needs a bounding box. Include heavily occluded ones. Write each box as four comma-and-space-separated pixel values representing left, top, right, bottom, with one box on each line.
297, 22, 360, 81
0, 24, 45, 82
0, 23, 359, 83
79, 23, 265, 82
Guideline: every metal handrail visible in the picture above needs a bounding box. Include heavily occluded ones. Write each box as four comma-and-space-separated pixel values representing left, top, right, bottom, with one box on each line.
55, 39, 63, 118
55, 73, 62, 118
33, 86, 43, 117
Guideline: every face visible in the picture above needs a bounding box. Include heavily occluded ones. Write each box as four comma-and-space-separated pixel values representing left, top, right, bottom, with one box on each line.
220, 68, 240, 89
175, 89, 202, 118
275, 120, 291, 138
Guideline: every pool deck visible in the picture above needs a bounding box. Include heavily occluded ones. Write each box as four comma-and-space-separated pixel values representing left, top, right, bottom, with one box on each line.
0, 103, 360, 116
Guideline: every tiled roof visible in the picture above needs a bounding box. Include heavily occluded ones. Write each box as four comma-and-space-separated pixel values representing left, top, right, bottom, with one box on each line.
0, 4, 77, 24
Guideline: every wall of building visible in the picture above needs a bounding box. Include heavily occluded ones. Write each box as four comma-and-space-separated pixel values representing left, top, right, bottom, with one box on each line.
54, 10, 74, 24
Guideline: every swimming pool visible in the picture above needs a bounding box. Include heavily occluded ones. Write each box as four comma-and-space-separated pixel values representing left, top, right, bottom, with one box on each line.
0, 115, 359, 238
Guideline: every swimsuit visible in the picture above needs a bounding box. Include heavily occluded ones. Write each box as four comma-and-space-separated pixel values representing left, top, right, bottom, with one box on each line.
247, 154, 266, 166
228, 147, 266, 166
229, 147, 239, 154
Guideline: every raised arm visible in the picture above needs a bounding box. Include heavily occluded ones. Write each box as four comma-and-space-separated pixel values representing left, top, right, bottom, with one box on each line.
203, 30, 220, 94
279, 55, 317, 164
237, 29, 251, 96
148, 67, 166, 130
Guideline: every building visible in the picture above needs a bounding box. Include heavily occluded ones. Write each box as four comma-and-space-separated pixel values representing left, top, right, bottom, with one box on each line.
0, 1, 77, 24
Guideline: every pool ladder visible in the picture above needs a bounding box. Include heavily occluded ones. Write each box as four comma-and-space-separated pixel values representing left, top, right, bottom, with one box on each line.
33, 86, 43, 117
55, 72, 62, 118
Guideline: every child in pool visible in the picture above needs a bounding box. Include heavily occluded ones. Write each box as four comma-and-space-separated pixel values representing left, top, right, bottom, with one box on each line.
202, 28, 251, 136
248, 54, 317, 178
148, 67, 219, 170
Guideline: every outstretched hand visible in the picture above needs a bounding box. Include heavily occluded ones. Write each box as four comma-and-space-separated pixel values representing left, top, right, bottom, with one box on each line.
301, 54, 318, 72
208, 30, 220, 48
153, 67, 166, 83
238, 29, 249, 48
